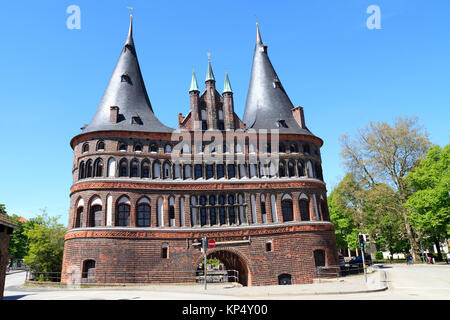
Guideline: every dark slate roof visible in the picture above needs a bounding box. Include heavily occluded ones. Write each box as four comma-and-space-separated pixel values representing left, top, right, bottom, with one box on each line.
243, 25, 315, 136
81, 17, 173, 134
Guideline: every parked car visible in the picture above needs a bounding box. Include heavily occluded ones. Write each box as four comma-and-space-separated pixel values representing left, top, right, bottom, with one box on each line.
348, 255, 372, 267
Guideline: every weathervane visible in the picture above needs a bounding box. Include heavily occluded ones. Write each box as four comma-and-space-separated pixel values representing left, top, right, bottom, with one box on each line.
127, 6, 134, 18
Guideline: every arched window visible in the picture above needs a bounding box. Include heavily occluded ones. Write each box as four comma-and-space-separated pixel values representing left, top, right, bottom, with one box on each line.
184, 164, 192, 179
278, 274, 292, 285
94, 158, 103, 177
279, 143, 286, 153
315, 163, 323, 181
107, 158, 116, 177
89, 198, 102, 227
116, 198, 130, 226
134, 144, 142, 152
169, 196, 175, 227
153, 161, 161, 179
299, 199, 310, 221
119, 159, 128, 177
150, 143, 158, 153
249, 164, 257, 178
288, 160, 295, 177
195, 164, 203, 180
238, 194, 245, 224
297, 160, 305, 177
163, 162, 171, 179
206, 164, 214, 179
82, 260, 96, 282
218, 195, 226, 225
303, 143, 310, 155
141, 160, 150, 178
279, 161, 286, 177
86, 159, 93, 178
314, 250, 326, 267
281, 196, 293, 222
199, 195, 207, 226
260, 194, 267, 223
209, 195, 216, 226
118, 142, 127, 152
82, 143, 89, 153
182, 143, 190, 154
130, 159, 139, 177
228, 195, 236, 224
165, 144, 172, 153
96, 141, 105, 151
79, 161, 85, 179
137, 201, 151, 227
217, 164, 224, 179
227, 164, 235, 179
290, 143, 298, 153
75, 199, 84, 228
190, 196, 198, 227
268, 161, 276, 178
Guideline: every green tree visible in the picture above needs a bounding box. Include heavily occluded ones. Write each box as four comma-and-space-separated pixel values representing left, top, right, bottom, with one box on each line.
0, 204, 6, 214
328, 174, 363, 251
340, 116, 431, 261
23, 211, 66, 279
6, 214, 33, 262
406, 144, 450, 261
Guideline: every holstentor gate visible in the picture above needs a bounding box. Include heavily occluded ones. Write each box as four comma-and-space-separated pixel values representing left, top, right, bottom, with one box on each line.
61, 16, 338, 286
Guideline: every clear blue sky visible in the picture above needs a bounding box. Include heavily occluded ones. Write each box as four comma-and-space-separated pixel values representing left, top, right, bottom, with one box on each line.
0, 0, 449, 223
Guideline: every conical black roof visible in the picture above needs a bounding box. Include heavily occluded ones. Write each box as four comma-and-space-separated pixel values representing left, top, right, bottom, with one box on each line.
81, 17, 173, 134
243, 25, 314, 135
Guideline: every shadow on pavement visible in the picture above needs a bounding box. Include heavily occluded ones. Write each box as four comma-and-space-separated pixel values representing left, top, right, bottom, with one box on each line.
3, 294, 32, 300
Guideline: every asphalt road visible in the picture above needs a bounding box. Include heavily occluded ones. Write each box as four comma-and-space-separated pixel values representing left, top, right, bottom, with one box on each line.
3, 264, 450, 300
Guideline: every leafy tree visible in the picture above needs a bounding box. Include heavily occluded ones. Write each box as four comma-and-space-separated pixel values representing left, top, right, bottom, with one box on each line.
328, 174, 361, 251
339, 116, 431, 261
6, 214, 33, 262
0, 204, 6, 214
406, 144, 450, 261
23, 211, 66, 278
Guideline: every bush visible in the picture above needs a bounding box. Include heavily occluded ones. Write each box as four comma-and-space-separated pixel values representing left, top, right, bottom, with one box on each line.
374, 251, 384, 260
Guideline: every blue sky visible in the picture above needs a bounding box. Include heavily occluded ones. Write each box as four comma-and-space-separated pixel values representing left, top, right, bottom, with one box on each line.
0, 0, 449, 223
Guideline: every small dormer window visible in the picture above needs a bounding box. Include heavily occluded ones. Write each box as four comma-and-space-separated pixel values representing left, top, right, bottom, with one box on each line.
131, 116, 142, 125
273, 77, 282, 89
276, 119, 287, 128
121, 74, 130, 83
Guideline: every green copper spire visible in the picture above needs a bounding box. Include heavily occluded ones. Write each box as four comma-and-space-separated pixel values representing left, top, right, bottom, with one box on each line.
205, 52, 215, 82
189, 69, 200, 92
223, 71, 233, 94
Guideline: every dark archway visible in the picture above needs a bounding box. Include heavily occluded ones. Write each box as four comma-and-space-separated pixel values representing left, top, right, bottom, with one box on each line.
200, 249, 249, 286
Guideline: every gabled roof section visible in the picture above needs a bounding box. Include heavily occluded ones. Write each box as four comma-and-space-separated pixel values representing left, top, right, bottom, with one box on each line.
243, 24, 314, 135
81, 16, 173, 134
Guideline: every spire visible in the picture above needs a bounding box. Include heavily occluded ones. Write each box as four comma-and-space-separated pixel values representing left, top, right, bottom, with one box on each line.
81, 15, 173, 134
205, 52, 215, 82
189, 68, 200, 92
223, 71, 233, 94
242, 23, 312, 135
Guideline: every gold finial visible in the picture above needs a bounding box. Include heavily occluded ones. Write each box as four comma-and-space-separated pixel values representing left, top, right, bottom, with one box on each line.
254, 14, 259, 26
127, 6, 134, 19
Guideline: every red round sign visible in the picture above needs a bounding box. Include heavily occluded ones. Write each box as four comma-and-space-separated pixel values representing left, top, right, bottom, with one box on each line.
208, 239, 216, 249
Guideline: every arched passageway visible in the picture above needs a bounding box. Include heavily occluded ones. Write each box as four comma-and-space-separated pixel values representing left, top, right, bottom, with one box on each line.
197, 249, 249, 286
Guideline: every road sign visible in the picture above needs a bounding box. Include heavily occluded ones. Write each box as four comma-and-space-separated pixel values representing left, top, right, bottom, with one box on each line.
208, 239, 216, 249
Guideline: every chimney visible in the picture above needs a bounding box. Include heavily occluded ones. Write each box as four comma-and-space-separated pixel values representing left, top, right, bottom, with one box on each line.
110, 106, 119, 123
292, 106, 306, 129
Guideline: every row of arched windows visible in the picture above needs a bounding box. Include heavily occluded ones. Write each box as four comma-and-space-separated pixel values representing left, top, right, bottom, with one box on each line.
81, 140, 320, 157
78, 157, 324, 181
73, 192, 329, 229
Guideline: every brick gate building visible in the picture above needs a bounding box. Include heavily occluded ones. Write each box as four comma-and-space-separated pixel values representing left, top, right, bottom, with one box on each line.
61, 17, 338, 286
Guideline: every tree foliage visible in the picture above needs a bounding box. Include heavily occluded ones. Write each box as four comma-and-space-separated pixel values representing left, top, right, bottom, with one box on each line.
339, 116, 431, 261
406, 144, 450, 259
23, 211, 66, 274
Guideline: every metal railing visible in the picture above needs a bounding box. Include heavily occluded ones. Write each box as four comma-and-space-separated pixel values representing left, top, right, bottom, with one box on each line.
25, 269, 240, 285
